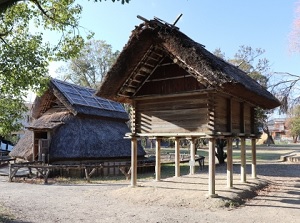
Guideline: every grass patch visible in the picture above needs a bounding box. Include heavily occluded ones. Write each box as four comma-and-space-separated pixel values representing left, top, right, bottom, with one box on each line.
229, 149, 286, 161
0, 205, 15, 223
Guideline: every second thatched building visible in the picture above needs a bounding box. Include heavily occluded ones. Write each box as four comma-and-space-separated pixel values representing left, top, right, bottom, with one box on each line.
10, 79, 145, 175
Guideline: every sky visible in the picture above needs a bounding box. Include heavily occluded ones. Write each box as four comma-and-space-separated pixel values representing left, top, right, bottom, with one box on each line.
74, 0, 299, 73
33, 0, 300, 115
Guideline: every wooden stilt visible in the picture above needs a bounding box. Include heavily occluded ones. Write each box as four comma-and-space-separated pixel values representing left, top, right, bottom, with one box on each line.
240, 137, 246, 183
251, 138, 257, 179
208, 138, 217, 197
175, 137, 180, 177
131, 137, 138, 187
155, 137, 161, 181
189, 137, 196, 175
226, 137, 233, 188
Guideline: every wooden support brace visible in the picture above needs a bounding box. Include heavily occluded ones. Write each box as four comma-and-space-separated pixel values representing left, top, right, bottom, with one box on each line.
9, 165, 20, 182
44, 169, 50, 184
85, 167, 98, 182
119, 166, 132, 180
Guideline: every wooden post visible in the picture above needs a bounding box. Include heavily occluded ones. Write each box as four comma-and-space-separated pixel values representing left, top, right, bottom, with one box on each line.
175, 137, 180, 177
240, 137, 246, 183
131, 137, 138, 187
226, 137, 233, 188
189, 137, 196, 175
251, 138, 257, 178
208, 138, 217, 197
155, 137, 161, 181
32, 133, 35, 162
8, 163, 12, 182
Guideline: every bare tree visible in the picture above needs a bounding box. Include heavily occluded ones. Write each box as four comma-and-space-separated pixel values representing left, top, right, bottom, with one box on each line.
59, 39, 119, 89
213, 46, 273, 163
289, 0, 300, 52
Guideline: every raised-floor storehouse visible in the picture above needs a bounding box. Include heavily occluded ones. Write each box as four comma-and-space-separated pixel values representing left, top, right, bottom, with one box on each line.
96, 17, 280, 196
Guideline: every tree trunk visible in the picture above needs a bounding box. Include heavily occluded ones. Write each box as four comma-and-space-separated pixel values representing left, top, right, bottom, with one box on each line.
215, 139, 227, 164
293, 135, 298, 143
263, 125, 275, 146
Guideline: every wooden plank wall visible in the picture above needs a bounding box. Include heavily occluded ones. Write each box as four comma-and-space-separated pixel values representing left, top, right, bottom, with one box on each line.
244, 103, 251, 134
214, 95, 227, 132
134, 94, 210, 134
231, 100, 241, 133
214, 95, 255, 135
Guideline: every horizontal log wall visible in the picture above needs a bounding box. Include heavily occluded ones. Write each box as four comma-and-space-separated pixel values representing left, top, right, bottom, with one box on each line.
134, 94, 210, 134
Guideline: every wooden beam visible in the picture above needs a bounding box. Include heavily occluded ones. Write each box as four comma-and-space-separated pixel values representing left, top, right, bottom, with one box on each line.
240, 138, 246, 183
32, 133, 36, 162
208, 138, 218, 197
145, 74, 194, 83
133, 56, 166, 97
131, 102, 137, 134
250, 107, 255, 134
134, 133, 208, 137
174, 137, 180, 177
240, 102, 245, 133
130, 137, 138, 187
251, 138, 257, 178
134, 89, 217, 101
155, 137, 162, 181
189, 137, 196, 175
226, 137, 233, 188
226, 98, 232, 132
118, 45, 155, 96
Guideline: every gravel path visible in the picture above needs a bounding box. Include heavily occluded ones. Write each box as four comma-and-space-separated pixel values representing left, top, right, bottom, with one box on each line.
0, 161, 300, 223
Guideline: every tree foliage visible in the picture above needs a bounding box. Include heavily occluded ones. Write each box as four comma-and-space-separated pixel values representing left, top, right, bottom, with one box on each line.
0, 0, 126, 137
0, 0, 86, 137
94, 0, 130, 3
288, 105, 300, 143
59, 39, 119, 89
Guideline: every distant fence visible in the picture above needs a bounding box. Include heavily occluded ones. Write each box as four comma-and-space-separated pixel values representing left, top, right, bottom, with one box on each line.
8, 160, 155, 184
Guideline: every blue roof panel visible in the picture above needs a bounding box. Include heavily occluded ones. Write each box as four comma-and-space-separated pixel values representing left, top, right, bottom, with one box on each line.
51, 79, 126, 113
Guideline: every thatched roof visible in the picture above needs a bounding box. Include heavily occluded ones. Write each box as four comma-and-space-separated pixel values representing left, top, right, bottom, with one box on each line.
9, 130, 33, 160
10, 112, 145, 161
49, 115, 145, 161
27, 108, 67, 131
32, 78, 129, 121
96, 17, 280, 109
10, 79, 145, 162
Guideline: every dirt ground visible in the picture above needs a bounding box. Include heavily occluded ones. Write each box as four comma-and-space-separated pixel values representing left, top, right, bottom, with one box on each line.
0, 156, 299, 223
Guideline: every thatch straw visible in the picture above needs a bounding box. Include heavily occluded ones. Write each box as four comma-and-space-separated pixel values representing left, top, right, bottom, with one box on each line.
96, 19, 280, 109
49, 115, 145, 161
9, 130, 33, 160
11, 78, 145, 162
10, 109, 145, 162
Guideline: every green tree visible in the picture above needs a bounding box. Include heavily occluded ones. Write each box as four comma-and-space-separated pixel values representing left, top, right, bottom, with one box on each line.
0, 0, 85, 137
288, 105, 300, 143
59, 39, 119, 89
0, 0, 127, 137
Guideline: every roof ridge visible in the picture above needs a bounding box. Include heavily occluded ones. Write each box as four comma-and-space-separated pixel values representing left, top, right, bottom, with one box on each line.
51, 78, 96, 92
